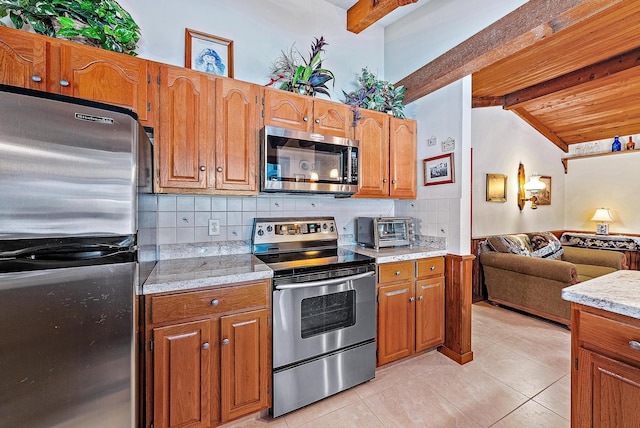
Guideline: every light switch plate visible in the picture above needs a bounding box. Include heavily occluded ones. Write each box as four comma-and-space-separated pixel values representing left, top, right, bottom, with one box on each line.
208, 219, 220, 236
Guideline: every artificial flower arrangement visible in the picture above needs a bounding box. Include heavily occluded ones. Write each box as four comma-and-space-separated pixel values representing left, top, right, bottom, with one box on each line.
342, 67, 406, 119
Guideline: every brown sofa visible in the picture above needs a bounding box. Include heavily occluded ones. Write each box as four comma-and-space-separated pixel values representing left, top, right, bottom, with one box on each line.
479, 232, 626, 326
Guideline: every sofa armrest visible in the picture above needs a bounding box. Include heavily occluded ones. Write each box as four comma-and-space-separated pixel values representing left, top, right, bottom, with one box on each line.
479, 252, 578, 283
562, 246, 627, 270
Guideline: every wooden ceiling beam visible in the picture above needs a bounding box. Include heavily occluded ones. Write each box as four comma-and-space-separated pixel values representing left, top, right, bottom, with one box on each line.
471, 96, 504, 108
396, 0, 625, 104
347, 0, 418, 34
511, 107, 569, 152
504, 46, 640, 109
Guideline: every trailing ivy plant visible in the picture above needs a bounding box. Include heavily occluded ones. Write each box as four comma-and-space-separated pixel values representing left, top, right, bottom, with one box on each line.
0, 0, 141, 55
343, 67, 406, 119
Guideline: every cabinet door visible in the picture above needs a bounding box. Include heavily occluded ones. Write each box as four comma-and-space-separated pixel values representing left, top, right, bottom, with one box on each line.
220, 309, 270, 422
214, 77, 259, 192
354, 110, 390, 198
377, 282, 415, 366
312, 98, 352, 137
575, 348, 640, 428
389, 117, 417, 199
58, 44, 151, 123
153, 320, 211, 428
0, 27, 48, 90
157, 65, 215, 190
263, 87, 313, 132
415, 277, 445, 352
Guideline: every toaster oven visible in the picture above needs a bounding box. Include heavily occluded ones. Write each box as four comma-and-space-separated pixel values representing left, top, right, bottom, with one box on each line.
356, 217, 415, 249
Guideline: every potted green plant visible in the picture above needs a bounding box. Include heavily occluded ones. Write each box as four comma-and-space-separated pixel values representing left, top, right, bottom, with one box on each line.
267, 36, 335, 97
343, 67, 407, 119
0, 0, 141, 55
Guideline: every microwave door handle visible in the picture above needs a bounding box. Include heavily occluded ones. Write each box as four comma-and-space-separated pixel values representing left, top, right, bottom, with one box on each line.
275, 271, 375, 290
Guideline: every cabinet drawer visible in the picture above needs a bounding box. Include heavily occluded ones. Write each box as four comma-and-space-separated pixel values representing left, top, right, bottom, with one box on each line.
416, 257, 444, 278
378, 261, 414, 284
150, 280, 269, 324
579, 311, 640, 365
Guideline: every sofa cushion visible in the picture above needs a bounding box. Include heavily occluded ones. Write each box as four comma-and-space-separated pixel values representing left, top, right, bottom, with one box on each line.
527, 232, 564, 260
575, 263, 617, 281
485, 234, 531, 255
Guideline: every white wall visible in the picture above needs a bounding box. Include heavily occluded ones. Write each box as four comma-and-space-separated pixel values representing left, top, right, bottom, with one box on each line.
471, 107, 566, 237
564, 151, 640, 234
118, 0, 385, 98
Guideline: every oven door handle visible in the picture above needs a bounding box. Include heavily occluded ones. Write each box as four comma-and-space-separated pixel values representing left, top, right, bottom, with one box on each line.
274, 271, 375, 290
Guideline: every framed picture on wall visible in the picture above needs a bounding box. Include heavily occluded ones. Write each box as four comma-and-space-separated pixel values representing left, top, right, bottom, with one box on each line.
486, 173, 507, 202
423, 153, 454, 186
185, 28, 234, 78
537, 176, 551, 205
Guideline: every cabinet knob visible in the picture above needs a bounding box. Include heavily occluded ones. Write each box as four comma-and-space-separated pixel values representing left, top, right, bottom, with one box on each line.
199, 166, 206, 171
31, 75, 42, 82
409, 297, 415, 302
630, 340, 640, 351
315, 118, 320, 124
222, 338, 230, 345
430, 266, 436, 271
202, 342, 210, 350
216, 166, 223, 172
303, 116, 309, 122
395, 271, 401, 276
211, 299, 219, 306
383, 179, 388, 183
391, 180, 396, 184
59, 79, 69, 87
418, 295, 424, 300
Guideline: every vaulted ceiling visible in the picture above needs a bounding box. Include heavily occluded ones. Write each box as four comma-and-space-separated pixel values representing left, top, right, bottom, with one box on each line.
335, 0, 640, 153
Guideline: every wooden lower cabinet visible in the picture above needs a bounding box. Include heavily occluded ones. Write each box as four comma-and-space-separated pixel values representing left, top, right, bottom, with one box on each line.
145, 280, 271, 428
571, 304, 640, 427
376, 257, 445, 366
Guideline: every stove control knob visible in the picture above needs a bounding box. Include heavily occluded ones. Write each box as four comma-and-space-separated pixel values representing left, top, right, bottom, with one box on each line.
266, 225, 273, 233
279, 227, 286, 235
330, 226, 335, 232
322, 223, 327, 230
257, 229, 264, 237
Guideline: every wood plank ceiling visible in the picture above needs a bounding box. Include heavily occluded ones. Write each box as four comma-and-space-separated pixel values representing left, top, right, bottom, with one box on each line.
394, 0, 640, 152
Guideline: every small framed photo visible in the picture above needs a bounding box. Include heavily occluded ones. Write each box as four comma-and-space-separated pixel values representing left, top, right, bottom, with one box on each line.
185, 28, 234, 78
537, 176, 552, 205
423, 153, 454, 186
486, 173, 507, 202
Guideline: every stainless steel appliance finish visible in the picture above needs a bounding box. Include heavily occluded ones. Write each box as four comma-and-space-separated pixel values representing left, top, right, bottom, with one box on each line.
356, 216, 415, 249
260, 126, 359, 195
252, 217, 376, 418
0, 85, 156, 427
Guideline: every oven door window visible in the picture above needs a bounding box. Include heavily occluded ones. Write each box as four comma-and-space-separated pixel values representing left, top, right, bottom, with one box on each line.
300, 290, 355, 338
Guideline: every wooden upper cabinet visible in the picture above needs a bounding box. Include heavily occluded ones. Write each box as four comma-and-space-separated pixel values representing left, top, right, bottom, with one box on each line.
59, 44, 151, 123
353, 109, 390, 198
214, 77, 259, 192
310, 98, 352, 137
263, 88, 351, 137
157, 65, 215, 190
153, 319, 211, 428
389, 117, 417, 199
0, 26, 48, 89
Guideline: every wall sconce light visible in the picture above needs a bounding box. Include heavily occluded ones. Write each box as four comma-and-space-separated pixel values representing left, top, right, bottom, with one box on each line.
591, 208, 614, 235
517, 163, 546, 210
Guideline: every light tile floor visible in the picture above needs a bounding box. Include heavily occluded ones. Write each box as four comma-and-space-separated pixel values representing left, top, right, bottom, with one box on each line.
222, 302, 571, 427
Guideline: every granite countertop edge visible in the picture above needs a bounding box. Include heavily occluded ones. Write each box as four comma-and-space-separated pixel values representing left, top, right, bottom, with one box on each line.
140, 246, 448, 295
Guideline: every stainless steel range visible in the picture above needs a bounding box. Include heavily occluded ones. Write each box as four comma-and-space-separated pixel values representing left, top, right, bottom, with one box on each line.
252, 217, 376, 417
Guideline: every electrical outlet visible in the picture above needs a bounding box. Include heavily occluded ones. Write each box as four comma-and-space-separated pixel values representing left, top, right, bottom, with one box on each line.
208, 219, 220, 236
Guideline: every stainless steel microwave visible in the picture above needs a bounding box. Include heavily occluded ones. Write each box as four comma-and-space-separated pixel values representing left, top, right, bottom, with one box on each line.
260, 126, 359, 195
356, 217, 415, 249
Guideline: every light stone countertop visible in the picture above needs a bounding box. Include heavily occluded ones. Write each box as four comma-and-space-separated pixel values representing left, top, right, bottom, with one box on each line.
141, 253, 273, 295
562, 270, 640, 319
348, 245, 447, 264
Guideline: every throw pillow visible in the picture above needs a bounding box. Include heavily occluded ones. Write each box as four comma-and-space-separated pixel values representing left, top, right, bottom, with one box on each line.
527, 232, 564, 260
485, 234, 532, 256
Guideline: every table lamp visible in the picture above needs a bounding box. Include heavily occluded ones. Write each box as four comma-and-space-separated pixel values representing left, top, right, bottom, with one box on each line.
591, 208, 614, 235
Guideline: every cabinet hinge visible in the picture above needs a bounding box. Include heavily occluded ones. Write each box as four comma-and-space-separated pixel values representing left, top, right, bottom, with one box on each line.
157, 74, 161, 85
149, 339, 154, 351
147, 73, 151, 84
147, 101, 151, 112
150, 423, 154, 428
261, 96, 264, 106
574, 357, 578, 371
376, 294, 379, 303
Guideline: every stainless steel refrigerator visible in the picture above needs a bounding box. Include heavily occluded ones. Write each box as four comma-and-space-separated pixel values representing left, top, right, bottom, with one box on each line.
0, 85, 157, 427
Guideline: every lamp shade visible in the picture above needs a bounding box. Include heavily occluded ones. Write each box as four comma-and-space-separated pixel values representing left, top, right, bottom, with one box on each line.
591, 208, 614, 222
523, 175, 546, 192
